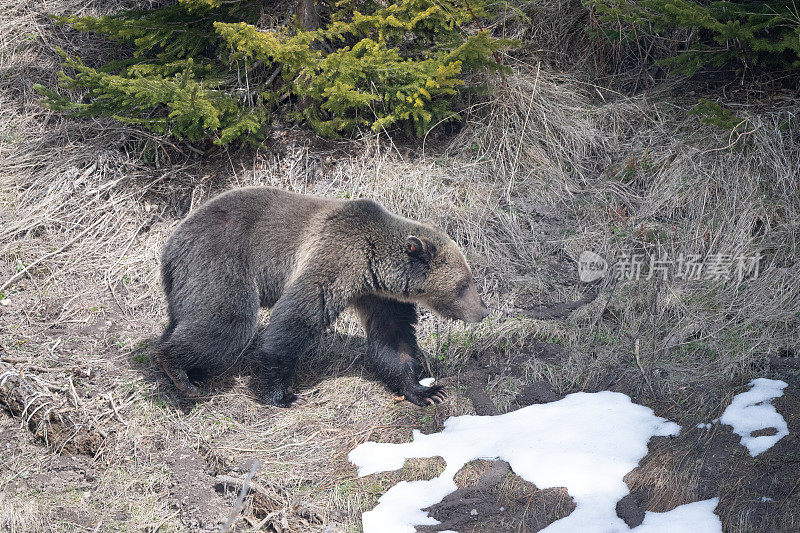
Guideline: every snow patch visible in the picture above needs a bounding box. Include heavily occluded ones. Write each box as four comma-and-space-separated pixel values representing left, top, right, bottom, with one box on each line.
633, 499, 720, 532
719, 378, 788, 456
349, 391, 723, 533
418, 377, 435, 387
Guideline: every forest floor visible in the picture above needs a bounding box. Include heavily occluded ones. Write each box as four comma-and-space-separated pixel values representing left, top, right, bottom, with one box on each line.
1, 0, 799, 531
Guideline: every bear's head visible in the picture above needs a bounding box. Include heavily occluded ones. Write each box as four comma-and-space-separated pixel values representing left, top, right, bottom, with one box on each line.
405, 235, 489, 323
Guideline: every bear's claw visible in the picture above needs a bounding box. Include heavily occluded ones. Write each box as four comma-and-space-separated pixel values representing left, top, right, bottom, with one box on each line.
159, 359, 200, 397
402, 384, 446, 407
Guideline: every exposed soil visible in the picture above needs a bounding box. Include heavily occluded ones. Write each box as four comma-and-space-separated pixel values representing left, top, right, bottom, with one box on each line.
615, 491, 647, 528
512, 380, 560, 406
420, 471, 576, 533
166, 447, 230, 530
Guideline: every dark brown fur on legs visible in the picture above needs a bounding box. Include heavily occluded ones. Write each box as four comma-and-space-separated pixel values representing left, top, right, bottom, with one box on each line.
354, 295, 444, 406
155, 187, 488, 407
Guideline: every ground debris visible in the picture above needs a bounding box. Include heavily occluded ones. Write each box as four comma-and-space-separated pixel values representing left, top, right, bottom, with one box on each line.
0, 361, 105, 455
215, 473, 326, 532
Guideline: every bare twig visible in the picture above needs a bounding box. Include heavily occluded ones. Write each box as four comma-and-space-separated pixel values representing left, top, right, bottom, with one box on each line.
219, 459, 260, 533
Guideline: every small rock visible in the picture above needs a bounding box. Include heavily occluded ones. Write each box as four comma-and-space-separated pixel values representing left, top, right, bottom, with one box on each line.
470, 509, 478, 516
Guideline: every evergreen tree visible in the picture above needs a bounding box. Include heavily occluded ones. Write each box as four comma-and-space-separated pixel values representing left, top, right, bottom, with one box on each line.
586, 0, 800, 74
37, 0, 513, 144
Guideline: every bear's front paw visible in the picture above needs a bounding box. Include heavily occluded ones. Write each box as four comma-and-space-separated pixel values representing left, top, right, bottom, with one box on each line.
255, 381, 306, 408
274, 391, 307, 408
401, 383, 446, 407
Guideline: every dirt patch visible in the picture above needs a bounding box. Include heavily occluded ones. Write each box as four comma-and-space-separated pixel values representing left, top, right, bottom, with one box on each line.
615, 488, 649, 528
525, 341, 567, 364
512, 380, 560, 406
53, 507, 97, 529
423, 489, 507, 532
420, 468, 576, 533
166, 447, 230, 531
514, 290, 598, 320
28, 455, 96, 494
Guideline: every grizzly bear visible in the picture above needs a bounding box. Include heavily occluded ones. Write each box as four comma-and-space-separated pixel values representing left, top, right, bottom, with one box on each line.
156, 187, 488, 407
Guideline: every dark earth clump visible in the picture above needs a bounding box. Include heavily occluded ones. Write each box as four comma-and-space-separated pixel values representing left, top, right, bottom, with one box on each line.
513, 380, 560, 406
615, 488, 650, 528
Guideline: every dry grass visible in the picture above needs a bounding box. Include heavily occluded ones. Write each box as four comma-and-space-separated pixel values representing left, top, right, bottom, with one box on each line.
1, 0, 799, 531
489, 0, 697, 92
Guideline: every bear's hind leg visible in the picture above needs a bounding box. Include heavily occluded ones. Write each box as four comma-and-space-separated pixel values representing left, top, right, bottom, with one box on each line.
156, 291, 259, 397
353, 295, 445, 406
155, 321, 202, 395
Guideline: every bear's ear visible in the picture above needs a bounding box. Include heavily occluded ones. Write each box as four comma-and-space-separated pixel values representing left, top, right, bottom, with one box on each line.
406, 236, 436, 260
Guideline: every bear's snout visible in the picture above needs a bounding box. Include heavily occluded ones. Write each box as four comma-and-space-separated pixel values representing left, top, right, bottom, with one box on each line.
458, 290, 490, 323
463, 300, 490, 323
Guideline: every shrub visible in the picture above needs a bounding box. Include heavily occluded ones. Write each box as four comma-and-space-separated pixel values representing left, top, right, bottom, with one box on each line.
586, 0, 800, 75
37, 0, 513, 144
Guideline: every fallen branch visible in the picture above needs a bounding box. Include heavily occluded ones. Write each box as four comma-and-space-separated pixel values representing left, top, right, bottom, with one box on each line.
219, 460, 260, 533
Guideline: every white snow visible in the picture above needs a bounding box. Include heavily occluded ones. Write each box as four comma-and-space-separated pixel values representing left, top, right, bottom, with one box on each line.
418, 377, 435, 387
349, 391, 723, 533
633, 499, 720, 533
696, 423, 712, 429
719, 378, 788, 456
